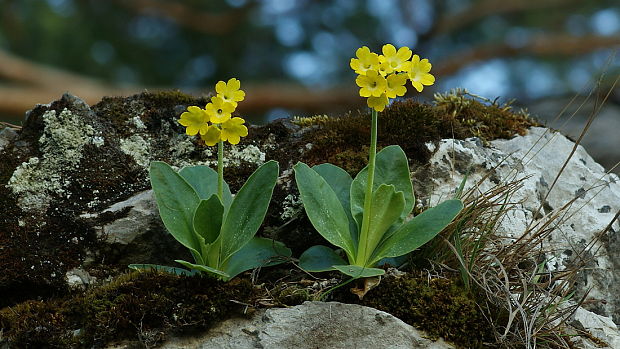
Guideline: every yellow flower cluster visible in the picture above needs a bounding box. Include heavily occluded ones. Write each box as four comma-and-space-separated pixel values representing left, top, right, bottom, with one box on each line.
178, 78, 248, 146
350, 44, 435, 112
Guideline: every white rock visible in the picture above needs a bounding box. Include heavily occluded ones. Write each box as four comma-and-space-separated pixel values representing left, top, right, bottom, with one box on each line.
571, 307, 620, 348
158, 302, 454, 349
98, 190, 158, 245
65, 268, 94, 290
0, 127, 18, 151
413, 126, 620, 326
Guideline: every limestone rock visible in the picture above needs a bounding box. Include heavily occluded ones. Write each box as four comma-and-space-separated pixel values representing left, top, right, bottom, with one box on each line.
412, 127, 620, 324
0, 92, 283, 301
157, 302, 454, 349
570, 307, 620, 349
0, 127, 18, 152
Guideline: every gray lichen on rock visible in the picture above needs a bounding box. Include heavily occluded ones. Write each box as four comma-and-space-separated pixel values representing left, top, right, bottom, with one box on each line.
224, 144, 266, 167
120, 134, 151, 167
280, 194, 303, 221
7, 108, 99, 211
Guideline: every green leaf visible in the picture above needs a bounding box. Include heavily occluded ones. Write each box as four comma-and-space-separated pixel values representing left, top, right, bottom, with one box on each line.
193, 195, 224, 244
313, 163, 358, 246
128, 264, 198, 276
174, 259, 230, 279
376, 255, 408, 268
350, 145, 414, 228
332, 265, 385, 278
223, 237, 291, 279
298, 245, 347, 272
294, 162, 355, 259
371, 199, 464, 265
218, 161, 279, 263
179, 165, 233, 209
363, 184, 405, 260
149, 161, 202, 258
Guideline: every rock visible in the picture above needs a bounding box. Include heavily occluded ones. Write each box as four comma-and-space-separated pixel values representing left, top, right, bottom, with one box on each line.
64, 268, 95, 290
0, 127, 18, 152
412, 127, 620, 324
156, 302, 454, 349
0, 91, 282, 302
570, 307, 620, 349
2, 91, 619, 347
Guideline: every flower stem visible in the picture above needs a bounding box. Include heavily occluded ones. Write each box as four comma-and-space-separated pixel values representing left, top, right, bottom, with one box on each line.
356, 108, 378, 266
217, 140, 224, 200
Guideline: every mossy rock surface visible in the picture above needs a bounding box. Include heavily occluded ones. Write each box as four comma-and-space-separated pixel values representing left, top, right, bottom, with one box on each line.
0, 90, 538, 347
0, 271, 256, 348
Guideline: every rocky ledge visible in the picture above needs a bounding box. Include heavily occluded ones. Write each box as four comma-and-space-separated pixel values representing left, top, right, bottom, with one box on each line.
0, 91, 618, 348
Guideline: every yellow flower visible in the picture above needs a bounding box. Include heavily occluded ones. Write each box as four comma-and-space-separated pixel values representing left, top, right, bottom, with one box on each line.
367, 93, 389, 112
407, 55, 435, 92
215, 78, 245, 108
206, 96, 235, 123
379, 44, 412, 72
350, 46, 380, 75
200, 125, 222, 146
377, 61, 393, 76
385, 73, 408, 98
356, 70, 387, 97
220, 117, 248, 145
178, 106, 209, 136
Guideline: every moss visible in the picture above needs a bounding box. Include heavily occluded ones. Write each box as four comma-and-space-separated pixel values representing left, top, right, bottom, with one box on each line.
334, 272, 494, 348
268, 282, 312, 307
0, 271, 257, 348
300, 95, 539, 173
0, 299, 80, 348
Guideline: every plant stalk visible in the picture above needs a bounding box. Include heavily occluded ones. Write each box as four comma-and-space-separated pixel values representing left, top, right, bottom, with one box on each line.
216, 139, 224, 269
217, 139, 224, 200
356, 108, 378, 266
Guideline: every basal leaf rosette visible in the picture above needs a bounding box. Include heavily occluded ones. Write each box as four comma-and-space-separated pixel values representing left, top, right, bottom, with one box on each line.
134, 78, 291, 280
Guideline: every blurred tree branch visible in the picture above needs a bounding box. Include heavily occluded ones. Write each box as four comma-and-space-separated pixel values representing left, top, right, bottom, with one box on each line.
0, 49, 360, 118
426, 0, 581, 38
435, 34, 620, 76
110, 0, 253, 35
0, 31, 618, 118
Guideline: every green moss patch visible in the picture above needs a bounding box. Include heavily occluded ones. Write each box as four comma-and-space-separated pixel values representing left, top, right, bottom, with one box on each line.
299, 96, 538, 174
334, 273, 494, 348
0, 271, 257, 348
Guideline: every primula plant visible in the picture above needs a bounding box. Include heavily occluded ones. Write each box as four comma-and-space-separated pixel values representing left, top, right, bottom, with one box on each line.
130, 78, 290, 280
295, 45, 463, 279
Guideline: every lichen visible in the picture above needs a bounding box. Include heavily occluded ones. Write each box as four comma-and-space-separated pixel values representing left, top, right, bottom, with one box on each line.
7, 108, 100, 211
120, 134, 151, 167
280, 194, 303, 221
224, 144, 265, 167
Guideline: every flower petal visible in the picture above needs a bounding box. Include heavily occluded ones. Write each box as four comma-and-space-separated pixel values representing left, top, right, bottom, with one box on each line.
382, 44, 396, 56
396, 47, 412, 61
420, 73, 435, 86
215, 81, 227, 95
411, 81, 423, 92
200, 125, 221, 146
233, 90, 245, 102
227, 78, 241, 91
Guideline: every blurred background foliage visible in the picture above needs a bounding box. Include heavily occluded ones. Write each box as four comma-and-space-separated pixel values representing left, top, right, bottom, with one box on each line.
0, 0, 619, 124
